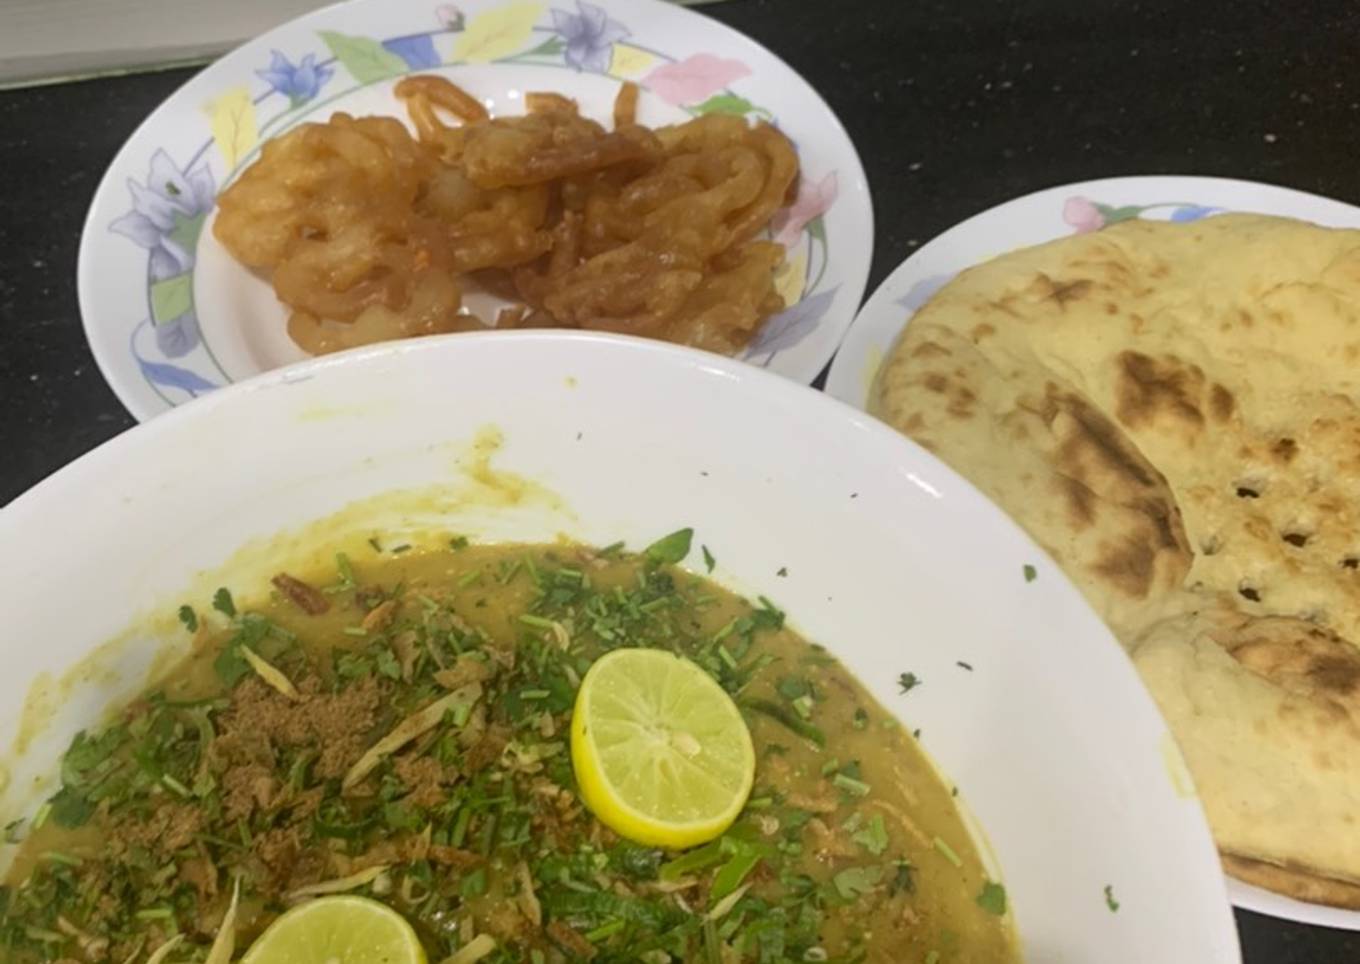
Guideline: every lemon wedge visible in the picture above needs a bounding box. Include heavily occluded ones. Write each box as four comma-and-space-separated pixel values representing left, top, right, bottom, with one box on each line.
240, 896, 425, 964
571, 648, 755, 849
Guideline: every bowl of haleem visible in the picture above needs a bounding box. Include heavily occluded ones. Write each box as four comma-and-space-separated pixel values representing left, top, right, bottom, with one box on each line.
0, 332, 1238, 962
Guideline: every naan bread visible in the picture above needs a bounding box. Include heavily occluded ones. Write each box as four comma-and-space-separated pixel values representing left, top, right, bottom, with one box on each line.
872, 214, 1360, 905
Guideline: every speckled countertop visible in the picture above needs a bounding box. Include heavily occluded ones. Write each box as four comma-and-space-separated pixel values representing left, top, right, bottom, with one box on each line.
2, 0, 1360, 958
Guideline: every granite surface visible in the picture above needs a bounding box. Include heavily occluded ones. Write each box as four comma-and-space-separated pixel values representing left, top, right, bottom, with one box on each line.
2, 0, 1360, 958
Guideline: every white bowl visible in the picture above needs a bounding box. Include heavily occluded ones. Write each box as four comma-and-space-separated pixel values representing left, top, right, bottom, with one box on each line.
0, 332, 1239, 962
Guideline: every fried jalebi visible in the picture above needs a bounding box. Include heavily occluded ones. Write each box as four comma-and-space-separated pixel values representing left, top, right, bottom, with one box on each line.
213, 76, 800, 355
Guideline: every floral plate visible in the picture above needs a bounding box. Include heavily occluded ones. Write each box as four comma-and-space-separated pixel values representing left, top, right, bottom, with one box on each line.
827, 175, 1360, 930
79, 0, 873, 420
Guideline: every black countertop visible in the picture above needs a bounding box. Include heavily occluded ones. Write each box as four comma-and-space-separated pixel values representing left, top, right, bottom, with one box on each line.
3, 0, 1360, 959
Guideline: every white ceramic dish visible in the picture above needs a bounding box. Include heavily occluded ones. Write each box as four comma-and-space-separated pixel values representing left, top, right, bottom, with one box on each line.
77, 0, 873, 421
826, 174, 1360, 931
0, 332, 1238, 961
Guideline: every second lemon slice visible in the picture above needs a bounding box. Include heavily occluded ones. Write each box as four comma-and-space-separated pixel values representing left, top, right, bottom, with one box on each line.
571, 647, 755, 849
240, 896, 426, 964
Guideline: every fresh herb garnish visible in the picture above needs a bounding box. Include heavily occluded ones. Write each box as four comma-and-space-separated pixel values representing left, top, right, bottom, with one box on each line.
742, 698, 825, 748
833, 865, 884, 900
852, 813, 889, 855
897, 672, 921, 694
1023, 563, 1037, 583
212, 586, 236, 618
976, 880, 1007, 916
702, 544, 716, 573
1104, 883, 1120, 912
177, 604, 198, 632
644, 527, 693, 565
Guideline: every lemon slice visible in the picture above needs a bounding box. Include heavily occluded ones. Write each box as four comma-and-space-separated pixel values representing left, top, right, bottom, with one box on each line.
571, 647, 755, 849
240, 896, 425, 964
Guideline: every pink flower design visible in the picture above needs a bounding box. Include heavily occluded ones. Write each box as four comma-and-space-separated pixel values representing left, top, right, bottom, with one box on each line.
1062, 196, 1105, 234
771, 172, 838, 246
436, 4, 464, 29
644, 53, 751, 107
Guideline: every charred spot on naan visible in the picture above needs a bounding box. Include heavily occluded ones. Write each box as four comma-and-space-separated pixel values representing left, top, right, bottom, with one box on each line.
1220, 617, 1360, 706
1042, 391, 1192, 598
1028, 273, 1094, 309
1115, 351, 1209, 431
1209, 383, 1236, 421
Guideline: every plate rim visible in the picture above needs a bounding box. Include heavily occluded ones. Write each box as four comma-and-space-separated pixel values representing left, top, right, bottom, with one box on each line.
826, 173, 1360, 930
77, 0, 875, 422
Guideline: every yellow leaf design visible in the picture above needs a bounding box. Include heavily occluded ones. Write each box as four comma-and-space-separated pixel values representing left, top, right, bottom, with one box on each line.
205, 87, 258, 170
609, 44, 656, 77
773, 246, 809, 309
453, 1, 543, 63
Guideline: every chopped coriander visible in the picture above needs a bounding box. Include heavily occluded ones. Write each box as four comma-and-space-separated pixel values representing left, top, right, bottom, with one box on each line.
457, 568, 484, 589
956, 660, 973, 671
777, 676, 809, 701
177, 604, 198, 632
460, 866, 488, 898
645, 527, 693, 565
976, 880, 1007, 916
1023, 563, 1037, 582
336, 552, 356, 586
852, 813, 889, 855
702, 544, 716, 573
368, 536, 382, 552
1104, 883, 1120, 912
897, 671, 921, 694
212, 586, 236, 618
742, 698, 825, 748
776, 566, 788, 577
832, 865, 883, 900
450, 535, 470, 550
711, 843, 763, 900
833, 773, 871, 797
852, 707, 869, 730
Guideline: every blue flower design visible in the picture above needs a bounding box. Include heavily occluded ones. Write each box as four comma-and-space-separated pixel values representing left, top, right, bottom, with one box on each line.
256, 50, 335, 106
384, 35, 441, 70
131, 321, 217, 397
749, 285, 841, 359
109, 149, 215, 358
894, 273, 955, 313
1170, 204, 1219, 223
551, 0, 629, 73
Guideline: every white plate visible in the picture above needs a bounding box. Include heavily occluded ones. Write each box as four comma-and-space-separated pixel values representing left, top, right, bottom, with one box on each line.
0, 332, 1239, 962
827, 174, 1360, 930
79, 0, 873, 421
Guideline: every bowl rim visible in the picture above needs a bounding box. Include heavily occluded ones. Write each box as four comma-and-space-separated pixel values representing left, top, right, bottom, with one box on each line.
0, 329, 1242, 960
